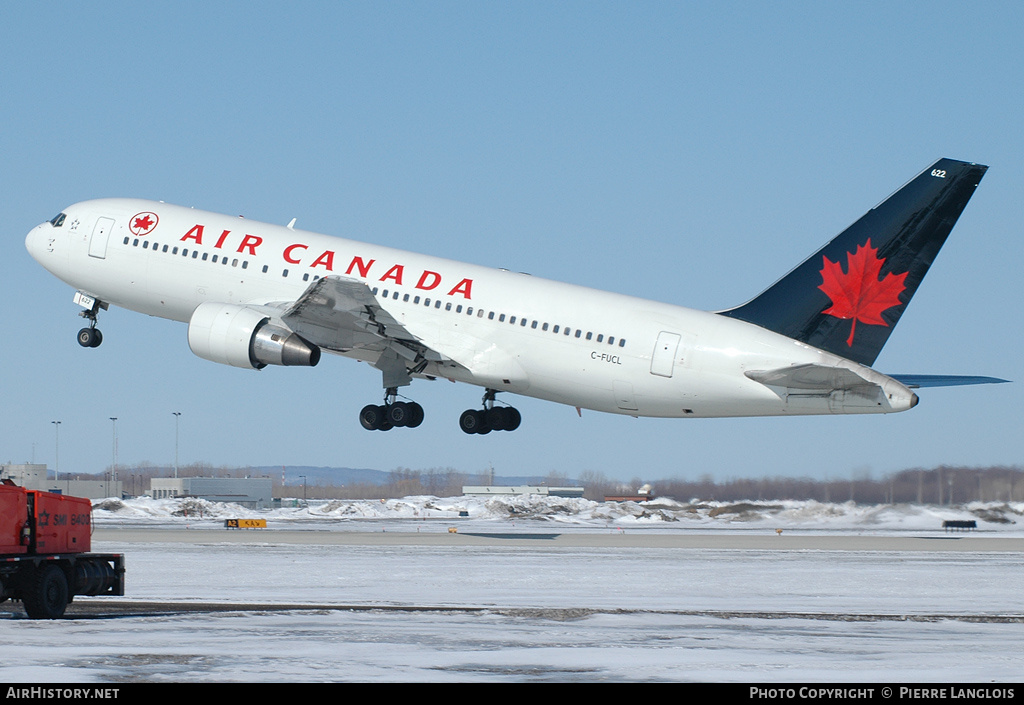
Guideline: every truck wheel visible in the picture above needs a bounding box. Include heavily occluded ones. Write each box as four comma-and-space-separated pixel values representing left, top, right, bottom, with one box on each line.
24, 564, 69, 619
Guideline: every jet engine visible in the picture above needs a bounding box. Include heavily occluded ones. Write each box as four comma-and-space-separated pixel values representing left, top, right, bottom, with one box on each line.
187, 302, 320, 369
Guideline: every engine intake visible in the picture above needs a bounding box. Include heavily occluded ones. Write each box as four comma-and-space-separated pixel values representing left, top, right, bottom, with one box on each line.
188, 302, 320, 369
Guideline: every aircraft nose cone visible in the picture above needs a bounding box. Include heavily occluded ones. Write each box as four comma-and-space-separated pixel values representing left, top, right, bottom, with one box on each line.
25, 224, 45, 262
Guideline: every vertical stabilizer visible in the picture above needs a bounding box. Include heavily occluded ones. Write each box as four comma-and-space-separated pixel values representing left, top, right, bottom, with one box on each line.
719, 158, 987, 366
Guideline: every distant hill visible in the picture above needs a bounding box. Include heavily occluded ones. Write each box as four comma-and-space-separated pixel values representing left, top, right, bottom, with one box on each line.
256, 466, 566, 487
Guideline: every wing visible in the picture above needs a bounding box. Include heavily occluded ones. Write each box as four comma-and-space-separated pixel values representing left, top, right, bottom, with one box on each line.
274, 275, 460, 387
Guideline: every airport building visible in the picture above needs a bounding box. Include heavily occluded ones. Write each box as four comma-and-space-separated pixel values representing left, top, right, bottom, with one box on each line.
462, 485, 584, 498
1, 463, 123, 499
149, 477, 273, 508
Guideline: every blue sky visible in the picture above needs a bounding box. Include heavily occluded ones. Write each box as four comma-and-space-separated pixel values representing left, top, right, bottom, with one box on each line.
2, 2, 1021, 484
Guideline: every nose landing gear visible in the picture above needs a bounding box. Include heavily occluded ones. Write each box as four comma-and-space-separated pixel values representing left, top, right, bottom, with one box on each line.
74, 292, 107, 348
77, 325, 102, 348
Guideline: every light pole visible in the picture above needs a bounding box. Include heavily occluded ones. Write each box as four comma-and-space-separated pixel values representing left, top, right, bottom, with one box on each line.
51, 421, 61, 491
172, 412, 181, 478
110, 417, 118, 495
299, 475, 307, 502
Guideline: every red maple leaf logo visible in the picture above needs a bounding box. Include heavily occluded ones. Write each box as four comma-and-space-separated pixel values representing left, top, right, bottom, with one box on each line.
129, 211, 159, 236
818, 239, 907, 347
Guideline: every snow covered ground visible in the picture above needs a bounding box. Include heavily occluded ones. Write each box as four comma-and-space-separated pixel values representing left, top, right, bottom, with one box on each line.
90, 493, 1024, 534
2, 495, 1022, 682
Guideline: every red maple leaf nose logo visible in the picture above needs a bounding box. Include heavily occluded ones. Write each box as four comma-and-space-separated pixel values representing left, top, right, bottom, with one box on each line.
818, 239, 908, 347
129, 212, 159, 236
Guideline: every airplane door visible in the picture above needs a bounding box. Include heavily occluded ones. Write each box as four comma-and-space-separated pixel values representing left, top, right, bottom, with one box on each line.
650, 331, 681, 378
88, 217, 115, 259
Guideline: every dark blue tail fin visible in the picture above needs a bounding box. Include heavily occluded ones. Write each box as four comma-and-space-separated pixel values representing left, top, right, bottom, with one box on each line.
719, 158, 987, 366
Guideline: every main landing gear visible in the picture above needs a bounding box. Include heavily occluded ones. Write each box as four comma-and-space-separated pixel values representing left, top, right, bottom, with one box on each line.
459, 389, 521, 435
359, 388, 424, 431
75, 293, 106, 348
358, 387, 523, 434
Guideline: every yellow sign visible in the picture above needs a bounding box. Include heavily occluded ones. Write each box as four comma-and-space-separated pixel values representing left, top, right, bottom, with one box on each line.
225, 519, 267, 529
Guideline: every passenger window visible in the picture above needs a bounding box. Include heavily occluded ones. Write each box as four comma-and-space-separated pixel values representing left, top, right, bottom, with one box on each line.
211, 254, 217, 262
202, 253, 208, 261
499, 314, 506, 322
586, 332, 592, 340
282, 269, 288, 276
262, 264, 268, 273
445, 302, 452, 311
618, 339, 626, 347
575, 330, 581, 338
553, 325, 559, 334
456, 305, 463, 313
303, 273, 310, 281
510, 316, 516, 325
123, 237, 129, 245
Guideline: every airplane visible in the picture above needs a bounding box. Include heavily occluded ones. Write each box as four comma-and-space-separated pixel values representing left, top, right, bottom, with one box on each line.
25, 157, 1005, 434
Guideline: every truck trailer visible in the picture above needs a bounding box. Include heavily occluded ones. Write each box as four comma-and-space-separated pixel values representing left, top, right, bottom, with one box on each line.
0, 480, 124, 618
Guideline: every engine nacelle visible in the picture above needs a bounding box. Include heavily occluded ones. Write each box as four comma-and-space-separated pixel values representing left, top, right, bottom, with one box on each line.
188, 302, 320, 369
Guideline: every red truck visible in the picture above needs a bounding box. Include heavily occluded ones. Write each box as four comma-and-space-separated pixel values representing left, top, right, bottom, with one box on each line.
1, 481, 124, 618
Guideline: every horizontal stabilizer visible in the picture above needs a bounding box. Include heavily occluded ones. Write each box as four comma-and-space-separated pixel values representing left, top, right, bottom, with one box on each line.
745, 364, 878, 392
887, 374, 1010, 389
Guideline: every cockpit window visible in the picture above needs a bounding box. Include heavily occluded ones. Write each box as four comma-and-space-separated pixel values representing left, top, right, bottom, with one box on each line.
49, 212, 67, 227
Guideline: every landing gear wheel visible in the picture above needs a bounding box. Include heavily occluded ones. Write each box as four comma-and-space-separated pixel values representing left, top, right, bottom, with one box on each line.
405, 402, 425, 428
486, 407, 508, 431
23, 564, 69, 619
77, 327, 102, 348
459, 409, 489, 434
504, 407, 521, 431
388, 401, 411, 427
359, 404, 386, 431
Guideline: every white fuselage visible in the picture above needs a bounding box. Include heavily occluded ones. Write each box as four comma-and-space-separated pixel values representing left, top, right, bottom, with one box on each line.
25, 198, 917, 418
